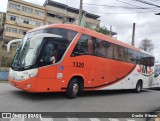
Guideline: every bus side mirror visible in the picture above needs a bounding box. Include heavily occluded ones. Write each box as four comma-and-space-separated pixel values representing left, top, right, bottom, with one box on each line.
7, 39, 22, 52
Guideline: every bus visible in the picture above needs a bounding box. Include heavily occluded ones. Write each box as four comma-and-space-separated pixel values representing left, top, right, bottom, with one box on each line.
8, 24, 155, 98
152, 63, 160, 88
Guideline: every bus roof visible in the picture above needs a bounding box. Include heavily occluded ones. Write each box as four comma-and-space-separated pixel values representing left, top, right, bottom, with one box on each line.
29, 24, 140, 52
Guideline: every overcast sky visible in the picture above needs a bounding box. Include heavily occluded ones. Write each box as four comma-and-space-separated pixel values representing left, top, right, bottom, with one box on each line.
1, 0, 160, 61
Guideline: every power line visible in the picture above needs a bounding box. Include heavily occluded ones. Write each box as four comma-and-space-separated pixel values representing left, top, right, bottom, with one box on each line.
131, 0, 160, 8
83, 3, 157, 9
114, 0, 144, 8
87, 10, 157, 14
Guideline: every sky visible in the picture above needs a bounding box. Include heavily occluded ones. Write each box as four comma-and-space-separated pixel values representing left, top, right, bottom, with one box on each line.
1, 0, 160, 61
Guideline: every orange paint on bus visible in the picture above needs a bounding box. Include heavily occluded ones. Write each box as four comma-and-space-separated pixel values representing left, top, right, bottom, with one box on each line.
9, 24, 152, 95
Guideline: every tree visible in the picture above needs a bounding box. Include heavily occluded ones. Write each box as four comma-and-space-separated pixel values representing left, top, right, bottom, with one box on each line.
139, 39, 154, 52
94, 26, 110, 35
85, 23, 110, 36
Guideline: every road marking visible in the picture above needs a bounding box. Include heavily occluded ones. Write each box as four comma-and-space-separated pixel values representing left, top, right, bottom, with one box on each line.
89, 118, 101, 121
40, 118, 54, 121
108, 119, 120, 121
10, 118, 25, 121
67, 118, 80, 121
126, 119, 136, 121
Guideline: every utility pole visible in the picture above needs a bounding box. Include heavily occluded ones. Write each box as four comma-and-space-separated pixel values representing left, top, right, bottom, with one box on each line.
78, 0, 83, 26
109, 25, 112, 37
132, 23, 136, 46
155, 13, 160, 15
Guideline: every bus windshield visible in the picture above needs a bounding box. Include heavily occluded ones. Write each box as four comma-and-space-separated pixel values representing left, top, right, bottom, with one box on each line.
11, 28, 78, 71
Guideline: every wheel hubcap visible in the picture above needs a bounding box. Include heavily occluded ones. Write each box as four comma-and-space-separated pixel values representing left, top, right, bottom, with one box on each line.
73, 83, 78, 95
137, 84, 141, 91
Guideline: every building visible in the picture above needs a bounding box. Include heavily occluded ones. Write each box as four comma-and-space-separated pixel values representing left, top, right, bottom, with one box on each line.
0, 12, 5, 27
3, 0, 100, 40
4, 0, 45, 40
44, 0, 100, 29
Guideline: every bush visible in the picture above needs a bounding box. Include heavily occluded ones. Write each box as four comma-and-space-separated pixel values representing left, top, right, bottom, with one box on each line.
0, 42, 15, 68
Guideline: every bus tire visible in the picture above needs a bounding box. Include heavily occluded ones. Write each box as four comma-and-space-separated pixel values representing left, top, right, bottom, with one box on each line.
66, 78, 79, 99
135, 81, 142, 93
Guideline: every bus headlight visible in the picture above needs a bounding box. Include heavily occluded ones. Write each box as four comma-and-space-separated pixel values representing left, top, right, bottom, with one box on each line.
22, 69, 38, 80
9, 68, 38, 81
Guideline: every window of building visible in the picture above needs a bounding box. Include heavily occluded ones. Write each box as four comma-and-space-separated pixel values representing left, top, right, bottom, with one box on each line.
19, 29, 27, 35
22, 18, 32, 24
7, 15, 18, 21
72, 35, 95, 56
9, 3, 21, 10
35, 10, 45, 16
35, 21, 43, 27
48, 22, 53, 25
22, 6, 33, 13
56, 15, 63, 19
6, 26, 17, 33
68, 17, 75, 23
47, 13, 56, 18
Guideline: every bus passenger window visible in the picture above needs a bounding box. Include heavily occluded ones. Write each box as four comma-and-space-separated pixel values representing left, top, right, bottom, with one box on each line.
106, 42, 114, 59
87, 37, 95, 55
96, 39, 106, 57
119, 47, 127, 61
113, 45, 119, 60
71, 35, 95, 56
95, 39, 113, 59
127, 49, 137, 64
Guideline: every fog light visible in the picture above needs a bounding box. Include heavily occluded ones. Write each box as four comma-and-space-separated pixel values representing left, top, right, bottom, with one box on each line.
26, 84, 31, 89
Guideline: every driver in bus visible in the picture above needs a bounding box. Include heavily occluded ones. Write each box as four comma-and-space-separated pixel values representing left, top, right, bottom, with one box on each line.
50, 56, 56, 64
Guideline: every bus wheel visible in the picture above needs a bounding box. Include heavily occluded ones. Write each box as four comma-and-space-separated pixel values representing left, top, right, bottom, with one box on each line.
67, 78, 79, 99
135, 81, 142, 93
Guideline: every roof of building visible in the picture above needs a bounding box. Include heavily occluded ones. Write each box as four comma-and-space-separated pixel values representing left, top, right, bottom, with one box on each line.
43, 0, 100, 19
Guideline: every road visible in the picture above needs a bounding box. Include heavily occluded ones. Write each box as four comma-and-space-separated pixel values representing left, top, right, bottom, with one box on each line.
0, 83, 160, 121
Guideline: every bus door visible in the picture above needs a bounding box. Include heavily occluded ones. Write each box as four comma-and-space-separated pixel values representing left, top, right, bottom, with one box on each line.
71, 34, 96, 87
36, 37, 62, 91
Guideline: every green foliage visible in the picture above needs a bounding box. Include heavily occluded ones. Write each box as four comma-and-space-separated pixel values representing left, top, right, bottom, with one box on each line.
0, 42, 15, 68
85, 24, 110, 36
94, 26, 110, 35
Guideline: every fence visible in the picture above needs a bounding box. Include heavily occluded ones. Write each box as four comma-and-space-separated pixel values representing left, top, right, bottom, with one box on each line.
0, 71, 9, 81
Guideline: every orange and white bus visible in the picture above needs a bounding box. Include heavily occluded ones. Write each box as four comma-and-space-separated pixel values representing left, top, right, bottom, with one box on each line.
8, 24, 155, 98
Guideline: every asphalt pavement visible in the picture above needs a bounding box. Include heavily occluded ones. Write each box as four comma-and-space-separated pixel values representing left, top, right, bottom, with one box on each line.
0, 83, 160, 121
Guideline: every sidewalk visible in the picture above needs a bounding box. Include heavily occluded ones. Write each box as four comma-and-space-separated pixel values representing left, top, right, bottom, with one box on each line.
0, 80, 8, 83
155, 113, 160, 121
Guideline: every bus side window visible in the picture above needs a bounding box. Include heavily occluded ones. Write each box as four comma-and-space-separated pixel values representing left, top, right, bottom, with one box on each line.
38, 39, 55, 67
95, 39, 113, 59
71, 35, 95, 56
127, 49, 137, 64
113, 45, 119, 60
87, 37, 95, 55
96, 39, 106, 57
118, 46, 127, 62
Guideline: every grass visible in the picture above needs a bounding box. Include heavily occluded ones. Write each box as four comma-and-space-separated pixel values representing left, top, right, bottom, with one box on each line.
0, 80, 8, 83
0, 67, 9, 71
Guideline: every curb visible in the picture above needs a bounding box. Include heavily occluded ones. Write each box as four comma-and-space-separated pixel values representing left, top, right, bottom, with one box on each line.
0, 81, 8, 83
146, 108, 160, 121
